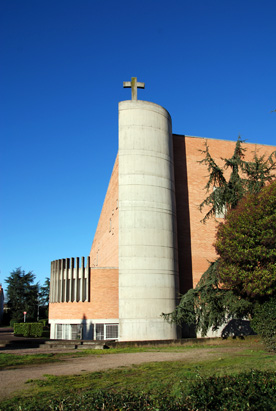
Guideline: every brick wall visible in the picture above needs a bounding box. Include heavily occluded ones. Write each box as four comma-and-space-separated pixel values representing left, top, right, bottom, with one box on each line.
90, 155, 119, 268
49, 135, 275, 322
49, 268, 118, 319
174, 135, 276, 291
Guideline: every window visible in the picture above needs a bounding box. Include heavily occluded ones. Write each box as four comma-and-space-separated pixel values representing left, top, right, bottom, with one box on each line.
56, 324, 62, 339
213, 186, 226, 219
56, 324, 82, 340
71, 324, 82, 339
106, 324, 118, 339
96, 324, 104, 340
95, 323, 119, 340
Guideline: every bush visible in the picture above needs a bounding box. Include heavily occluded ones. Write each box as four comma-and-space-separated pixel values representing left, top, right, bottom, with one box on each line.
14, 322, 43, 337
38, 318, 48, 327
251, 296, 276, 352
186, 370, 276, 410
9, 319, 17, 328
0, 391, 182, 411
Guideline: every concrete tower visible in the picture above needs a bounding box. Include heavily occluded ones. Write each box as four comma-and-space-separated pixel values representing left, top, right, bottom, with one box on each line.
119, 78, 179, 341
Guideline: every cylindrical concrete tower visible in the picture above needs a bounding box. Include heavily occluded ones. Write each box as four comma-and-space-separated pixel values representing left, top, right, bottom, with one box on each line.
119, 100, 179, 341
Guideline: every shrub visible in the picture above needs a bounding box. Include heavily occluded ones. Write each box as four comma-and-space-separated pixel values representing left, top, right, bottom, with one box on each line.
186, 370, 276, 410
0, 391, 182, 411
251, 296, 276, 352
14, 322, 43, 337
9, 319, 17, 328
38, 318, 48, 327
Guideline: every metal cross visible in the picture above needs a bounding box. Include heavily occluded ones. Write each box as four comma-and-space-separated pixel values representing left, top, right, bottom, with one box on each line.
123, 77, 145, 100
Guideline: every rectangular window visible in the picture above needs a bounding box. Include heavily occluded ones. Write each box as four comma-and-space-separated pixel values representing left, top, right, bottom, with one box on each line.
71, 324, 82, 339
96, 324, 104, 340
95, 323, 119, 340
106, 324, 118, 339
213, 186, 226, 218
56, 324, 82, 340
56, 324, 62, 339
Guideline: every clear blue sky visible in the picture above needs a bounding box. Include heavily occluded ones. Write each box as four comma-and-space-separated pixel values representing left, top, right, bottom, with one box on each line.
1, 0, 276, 290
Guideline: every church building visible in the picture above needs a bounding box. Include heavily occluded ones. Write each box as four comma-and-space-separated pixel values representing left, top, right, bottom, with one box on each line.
49, 78, 275, 342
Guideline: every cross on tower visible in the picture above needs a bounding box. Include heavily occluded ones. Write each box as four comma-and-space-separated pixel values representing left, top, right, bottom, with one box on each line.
123, 77, 145, 100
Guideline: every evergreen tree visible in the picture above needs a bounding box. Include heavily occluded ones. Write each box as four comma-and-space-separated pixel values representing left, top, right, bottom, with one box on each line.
5, 268, 39, 322
215, 181, 276, 299
199, 136, 246, 222
39, 277, 50, 318
163, 138, 276, 336
163, 261, 252, 336
199, 136, 276, 222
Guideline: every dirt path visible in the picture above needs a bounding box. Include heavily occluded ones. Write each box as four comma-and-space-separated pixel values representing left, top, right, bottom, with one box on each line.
0, 346, 246, 399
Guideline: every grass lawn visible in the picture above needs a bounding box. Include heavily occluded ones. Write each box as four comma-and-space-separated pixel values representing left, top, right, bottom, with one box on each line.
0, 336, 275, 410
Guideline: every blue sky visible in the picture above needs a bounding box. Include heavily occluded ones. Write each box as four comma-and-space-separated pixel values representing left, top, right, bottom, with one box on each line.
1, 0, 276, 289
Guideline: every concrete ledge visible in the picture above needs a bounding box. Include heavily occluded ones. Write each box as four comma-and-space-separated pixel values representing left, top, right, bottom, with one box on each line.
42, 339, 115, 350
43, 337, 221, 351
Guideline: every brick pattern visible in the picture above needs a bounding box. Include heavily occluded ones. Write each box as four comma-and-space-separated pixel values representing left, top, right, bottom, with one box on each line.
50, 135, 275, 322
49, 268, 118, 320
89, 155, 119, 268
174, 135, 276, 290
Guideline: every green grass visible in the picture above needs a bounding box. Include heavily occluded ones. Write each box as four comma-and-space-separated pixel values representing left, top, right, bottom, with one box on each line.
0, 337, 275, 409
0, 347, 152, 369
0, 352, 61, 369
0, 335, 263, 370
22, 347, 275, 397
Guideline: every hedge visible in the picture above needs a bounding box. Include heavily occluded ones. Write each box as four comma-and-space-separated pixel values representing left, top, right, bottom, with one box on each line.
13, 322, 43, 337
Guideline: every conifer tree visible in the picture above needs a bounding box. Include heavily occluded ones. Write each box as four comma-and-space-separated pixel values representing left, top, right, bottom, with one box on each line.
39, 277, 50, 318
199, 136, 276, 222
199, 136, 246, 222
5, 268, 39, 323
163, 138, 276, 336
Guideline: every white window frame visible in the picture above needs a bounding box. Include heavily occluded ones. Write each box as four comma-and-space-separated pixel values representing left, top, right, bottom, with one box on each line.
213, 186, 226, 219
95, 323, 118, 340
55, 323, 82, 340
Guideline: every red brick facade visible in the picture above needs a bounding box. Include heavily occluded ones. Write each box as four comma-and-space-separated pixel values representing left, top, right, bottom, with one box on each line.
176, 136, 275, 292
49, 135, 275, 325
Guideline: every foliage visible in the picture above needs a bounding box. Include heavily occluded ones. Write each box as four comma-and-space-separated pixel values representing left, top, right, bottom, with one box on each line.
215, 181, 276, 299
251, 295, 276, 352
0, 391, 179, 411
9, 319, 17, 328
5, 268, 39, 322
199, 137, 276, 223
186, 370, 276, 411
14, 322, 43, 337
163, 261, 252, 336
165, 138, 276, 336
38, 277, 50, 307
38, 318, 48, 327
199, 136, 246, 222
244, 151, 276, 194
38, 277, 50, 318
